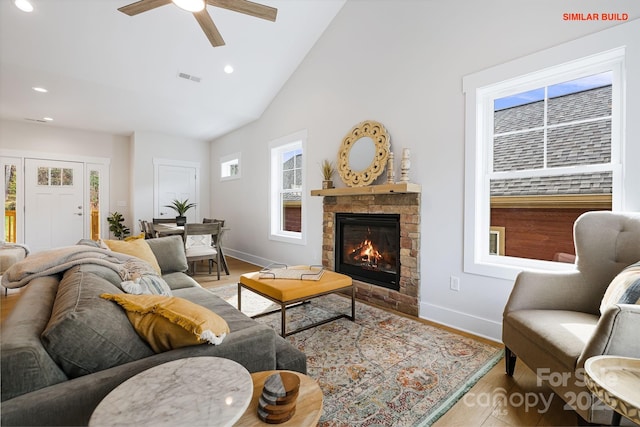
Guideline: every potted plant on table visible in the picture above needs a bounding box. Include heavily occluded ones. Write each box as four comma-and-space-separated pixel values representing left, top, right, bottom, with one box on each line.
321, 159, 335, 189
164, 199, 196, 226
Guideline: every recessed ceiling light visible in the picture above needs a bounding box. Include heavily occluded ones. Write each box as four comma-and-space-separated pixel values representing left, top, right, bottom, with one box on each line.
43, 117, 53, 122
32, 87, 48, 93
14, 0, 34, 12
224, 65, 234, 74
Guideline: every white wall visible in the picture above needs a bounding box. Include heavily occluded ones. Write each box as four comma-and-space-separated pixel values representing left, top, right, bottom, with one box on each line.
130, 131, 211, 232
210, 0, 640, 340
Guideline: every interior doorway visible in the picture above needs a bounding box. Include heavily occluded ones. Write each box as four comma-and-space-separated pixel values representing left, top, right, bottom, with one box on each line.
154, 160, 200, 223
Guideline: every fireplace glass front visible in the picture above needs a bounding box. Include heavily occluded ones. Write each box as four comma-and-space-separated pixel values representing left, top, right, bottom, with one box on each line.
335, 213, 400, 291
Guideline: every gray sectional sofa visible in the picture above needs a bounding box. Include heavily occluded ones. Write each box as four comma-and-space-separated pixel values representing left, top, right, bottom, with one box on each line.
0, 235, 306, 426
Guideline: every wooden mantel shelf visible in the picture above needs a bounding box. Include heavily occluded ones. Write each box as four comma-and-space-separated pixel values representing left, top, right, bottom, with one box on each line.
311, 182, 421, 197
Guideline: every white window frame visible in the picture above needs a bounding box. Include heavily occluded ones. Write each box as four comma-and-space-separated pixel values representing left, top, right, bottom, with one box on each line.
220, 152, 241, 181
268, 130, 307, 245
463, 46, 625, 281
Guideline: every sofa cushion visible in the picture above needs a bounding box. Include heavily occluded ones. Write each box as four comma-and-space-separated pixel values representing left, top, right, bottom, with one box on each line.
102, 238, 162, 275
600, 261, 640, 314
146, 236, 189, 275
101, 293, 230, 353
1, 276, 68, 401
41, 266, 154, 378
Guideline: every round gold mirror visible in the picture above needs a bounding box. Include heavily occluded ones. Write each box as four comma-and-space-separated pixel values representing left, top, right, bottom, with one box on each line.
337, 120, 390, 187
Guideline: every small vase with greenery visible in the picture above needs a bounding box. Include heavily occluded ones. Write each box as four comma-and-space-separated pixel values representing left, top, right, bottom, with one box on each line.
164, 199, 196, 226
107, 212, 131, 240
321, 159, 335, 189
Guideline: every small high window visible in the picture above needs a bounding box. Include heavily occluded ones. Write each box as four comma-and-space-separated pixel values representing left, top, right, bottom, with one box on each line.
220, 153, 241, 181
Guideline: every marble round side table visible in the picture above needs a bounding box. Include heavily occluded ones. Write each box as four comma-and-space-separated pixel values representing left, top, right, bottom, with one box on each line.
584, 355, 640, 426
89, 357, 253, 427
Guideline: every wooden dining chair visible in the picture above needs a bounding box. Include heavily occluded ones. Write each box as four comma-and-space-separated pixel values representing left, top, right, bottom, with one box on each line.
142, 221, 157, 239
183, 222, 222, 278
203, 218, 229, 275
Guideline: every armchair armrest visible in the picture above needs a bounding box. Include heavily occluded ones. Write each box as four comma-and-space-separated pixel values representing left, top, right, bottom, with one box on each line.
503, 269, 592, 314
577, 304, 640, 368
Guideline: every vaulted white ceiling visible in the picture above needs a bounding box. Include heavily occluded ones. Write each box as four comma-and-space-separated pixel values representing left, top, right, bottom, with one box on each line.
0, 0, 345, 140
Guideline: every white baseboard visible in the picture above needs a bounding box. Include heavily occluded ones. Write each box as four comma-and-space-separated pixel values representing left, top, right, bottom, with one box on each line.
222, 248, 278, 269
419, 302, 503, 343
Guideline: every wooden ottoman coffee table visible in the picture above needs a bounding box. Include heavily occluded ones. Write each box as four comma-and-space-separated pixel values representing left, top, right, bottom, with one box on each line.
238, 266, 354, 337
234, 370, 323, 427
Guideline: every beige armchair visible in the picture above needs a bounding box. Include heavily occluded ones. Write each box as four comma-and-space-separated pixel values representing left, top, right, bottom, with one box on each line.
502, 211, 640, 425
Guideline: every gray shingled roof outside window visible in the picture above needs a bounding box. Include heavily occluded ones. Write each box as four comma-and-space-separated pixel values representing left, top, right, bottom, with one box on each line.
491, 86, 612, 197
282, 153, 302, 202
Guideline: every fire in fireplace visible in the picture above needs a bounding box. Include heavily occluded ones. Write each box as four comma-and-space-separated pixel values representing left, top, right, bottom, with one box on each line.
335, 213, 400, 291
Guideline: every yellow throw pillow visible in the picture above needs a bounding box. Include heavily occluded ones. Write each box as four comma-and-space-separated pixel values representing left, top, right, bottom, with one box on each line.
100, 293, 229, 353
103, 238, 162, 275
124, 232, 145, 241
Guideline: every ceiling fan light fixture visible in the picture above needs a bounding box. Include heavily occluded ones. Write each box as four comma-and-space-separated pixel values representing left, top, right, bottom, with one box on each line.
14, 0, 34, 12
172, 0, 205, 13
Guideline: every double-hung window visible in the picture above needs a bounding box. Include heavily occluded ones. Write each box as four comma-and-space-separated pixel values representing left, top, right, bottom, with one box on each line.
464, 47, 624, 280
269, 130, 307, 244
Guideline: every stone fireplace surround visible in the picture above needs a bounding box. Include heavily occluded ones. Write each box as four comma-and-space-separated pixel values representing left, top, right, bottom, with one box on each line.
317, 187, 420, 316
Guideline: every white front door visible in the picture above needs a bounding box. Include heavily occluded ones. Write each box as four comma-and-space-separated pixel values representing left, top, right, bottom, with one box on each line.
156, 164, 198, 222
25, 159, 84, 252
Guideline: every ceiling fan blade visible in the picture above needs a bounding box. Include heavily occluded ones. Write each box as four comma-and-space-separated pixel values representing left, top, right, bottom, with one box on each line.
206, 0, 277, 22
118, 0, 173, 16
193, 10, 225, 47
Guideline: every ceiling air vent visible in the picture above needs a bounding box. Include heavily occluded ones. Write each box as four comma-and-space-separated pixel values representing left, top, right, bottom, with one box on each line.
177, 72, 202, 83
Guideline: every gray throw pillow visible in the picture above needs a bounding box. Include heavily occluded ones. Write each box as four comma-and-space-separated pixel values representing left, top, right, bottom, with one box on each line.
146, 235, 189, 274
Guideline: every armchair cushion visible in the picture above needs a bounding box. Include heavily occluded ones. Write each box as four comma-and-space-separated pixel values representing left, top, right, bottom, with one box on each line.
505, 310, 598, 371
600, 261, 640, 314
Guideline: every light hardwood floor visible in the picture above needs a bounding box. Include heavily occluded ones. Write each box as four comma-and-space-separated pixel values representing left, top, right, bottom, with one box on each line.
0, 258, 595, 426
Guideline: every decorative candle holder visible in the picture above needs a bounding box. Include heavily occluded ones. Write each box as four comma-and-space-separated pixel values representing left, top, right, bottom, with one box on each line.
386, 152, 395, 184
400, 148, 411, 183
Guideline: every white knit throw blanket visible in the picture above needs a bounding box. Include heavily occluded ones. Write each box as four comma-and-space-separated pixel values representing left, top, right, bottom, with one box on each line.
1, 245, 157, 289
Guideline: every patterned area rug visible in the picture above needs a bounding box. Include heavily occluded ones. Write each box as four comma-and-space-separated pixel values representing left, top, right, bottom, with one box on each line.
209, 285, 503, 426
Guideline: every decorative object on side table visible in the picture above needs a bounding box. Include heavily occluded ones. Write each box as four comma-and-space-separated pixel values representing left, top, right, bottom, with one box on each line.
164, 198, 196, 226
257, 372, 300, 423
400, 148, 411, 183
321, 159, 335, 189
106, 212, 130, 240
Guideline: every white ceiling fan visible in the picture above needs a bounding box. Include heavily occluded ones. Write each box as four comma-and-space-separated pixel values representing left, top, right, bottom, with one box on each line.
118, 0, 278, 47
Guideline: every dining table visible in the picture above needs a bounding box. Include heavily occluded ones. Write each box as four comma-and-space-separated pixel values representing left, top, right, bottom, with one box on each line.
153, 223, 230, 275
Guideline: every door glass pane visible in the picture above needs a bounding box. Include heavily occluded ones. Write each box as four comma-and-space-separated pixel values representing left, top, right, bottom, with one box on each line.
51, 168, 61, 186
63, 168, 74, 186
4, 164, 17, 243
90, 170, 100, 240
38, 167, 48, 185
